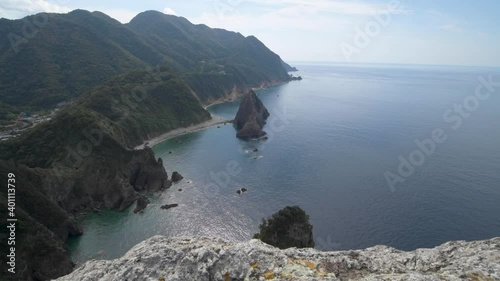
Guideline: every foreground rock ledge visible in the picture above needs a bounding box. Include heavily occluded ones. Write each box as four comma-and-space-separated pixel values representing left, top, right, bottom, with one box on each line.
56, 236, 500, 281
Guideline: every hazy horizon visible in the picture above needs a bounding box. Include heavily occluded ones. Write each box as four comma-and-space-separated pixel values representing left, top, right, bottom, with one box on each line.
1, 0, 499, 67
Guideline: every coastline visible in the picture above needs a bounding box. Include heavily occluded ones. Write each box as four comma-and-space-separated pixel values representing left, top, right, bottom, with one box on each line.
136, 79, 289, 150
203, 80, 289, 110
134, 117, 231, 150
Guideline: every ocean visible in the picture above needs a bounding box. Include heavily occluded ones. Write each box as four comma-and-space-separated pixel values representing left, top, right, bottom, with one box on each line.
68, 63, 500, 264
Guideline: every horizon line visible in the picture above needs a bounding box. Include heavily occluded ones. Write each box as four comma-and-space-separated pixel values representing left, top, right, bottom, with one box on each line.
286, 61, 500, 69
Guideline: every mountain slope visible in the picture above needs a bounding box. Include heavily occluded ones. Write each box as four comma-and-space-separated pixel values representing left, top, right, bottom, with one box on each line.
127, 11, 290, 102
0, 11, 152, 109
0, 68, 209, 167
0, 10, 292, 117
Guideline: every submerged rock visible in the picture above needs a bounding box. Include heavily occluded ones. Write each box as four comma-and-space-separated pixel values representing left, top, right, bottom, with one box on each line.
171, 171, 183, 182
56, 236, 500, 281
160, 204, 178, 210
234, 91, 270, 138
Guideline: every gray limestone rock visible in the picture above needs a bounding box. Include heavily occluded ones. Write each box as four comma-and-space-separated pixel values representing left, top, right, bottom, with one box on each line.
56, 236, 500, 281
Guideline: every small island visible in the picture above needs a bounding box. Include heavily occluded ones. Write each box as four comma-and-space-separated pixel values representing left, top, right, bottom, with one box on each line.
234, 91, 270, 138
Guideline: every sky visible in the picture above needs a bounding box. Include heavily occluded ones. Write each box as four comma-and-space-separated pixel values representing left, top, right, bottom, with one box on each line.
1, 0, 499, 67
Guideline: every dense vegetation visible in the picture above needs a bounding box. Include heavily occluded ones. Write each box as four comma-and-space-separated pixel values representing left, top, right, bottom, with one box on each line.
0, 9, 294, 280
0, 10, 292, 119
0, 68, 209, 168
254, 206, 315, 249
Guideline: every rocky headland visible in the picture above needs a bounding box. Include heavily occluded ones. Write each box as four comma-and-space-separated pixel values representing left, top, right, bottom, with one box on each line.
56, 236, 500, 281
0, 144, 173, 280
234, 91, 270, 138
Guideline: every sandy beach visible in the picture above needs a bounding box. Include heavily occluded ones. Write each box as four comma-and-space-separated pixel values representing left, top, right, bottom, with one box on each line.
135, 81, 286, 150
134, 117, 231, 150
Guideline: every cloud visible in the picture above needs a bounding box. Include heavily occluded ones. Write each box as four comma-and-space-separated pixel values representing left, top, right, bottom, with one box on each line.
439, 24, 462, 32
194, 11, 350, 34
246, 0, 412, 15
192, 2, 358, 33
0, 0, 70, 18
163, 7, 177, 16
191, 0, 411, 33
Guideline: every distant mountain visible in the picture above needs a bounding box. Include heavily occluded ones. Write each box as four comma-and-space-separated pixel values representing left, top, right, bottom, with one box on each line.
0, 10, 291, 117
127, 11, 290, 103
0, 10, 150, 109
281, 60, 298, 72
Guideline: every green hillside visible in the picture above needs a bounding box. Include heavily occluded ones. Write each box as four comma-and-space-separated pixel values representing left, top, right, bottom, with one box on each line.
0, 10, 292, 118
0, 11, 150, 110
0, 68, 209, 168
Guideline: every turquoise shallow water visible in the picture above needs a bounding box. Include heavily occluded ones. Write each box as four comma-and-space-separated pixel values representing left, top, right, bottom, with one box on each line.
68, 63, 500, 264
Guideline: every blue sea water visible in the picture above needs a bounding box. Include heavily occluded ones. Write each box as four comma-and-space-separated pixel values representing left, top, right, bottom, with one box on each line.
68, 63, 500, 264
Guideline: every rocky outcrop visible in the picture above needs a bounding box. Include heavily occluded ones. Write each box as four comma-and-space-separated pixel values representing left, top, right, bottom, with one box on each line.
289, 74, 302, 81
237, 116, 267, 138
133, 196, 150, 213
40, 146, 168, 214
56, 236, 500, 281
0, 145, 171, 280
171, 171, 183, 182
129, 153, 170, 192
234, 91, 270, 138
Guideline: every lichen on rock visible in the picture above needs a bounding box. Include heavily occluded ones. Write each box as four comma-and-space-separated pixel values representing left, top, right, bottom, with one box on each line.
56, 236, 500, 281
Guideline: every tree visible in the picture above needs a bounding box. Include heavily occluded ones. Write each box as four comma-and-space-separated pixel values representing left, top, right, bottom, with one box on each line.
254, 206, 314, 249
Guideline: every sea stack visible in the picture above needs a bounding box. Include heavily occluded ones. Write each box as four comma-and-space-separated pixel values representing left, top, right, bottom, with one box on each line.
234, 91, 270, 138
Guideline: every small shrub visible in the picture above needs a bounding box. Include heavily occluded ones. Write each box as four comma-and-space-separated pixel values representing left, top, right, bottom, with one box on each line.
254, 206, 314, 249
